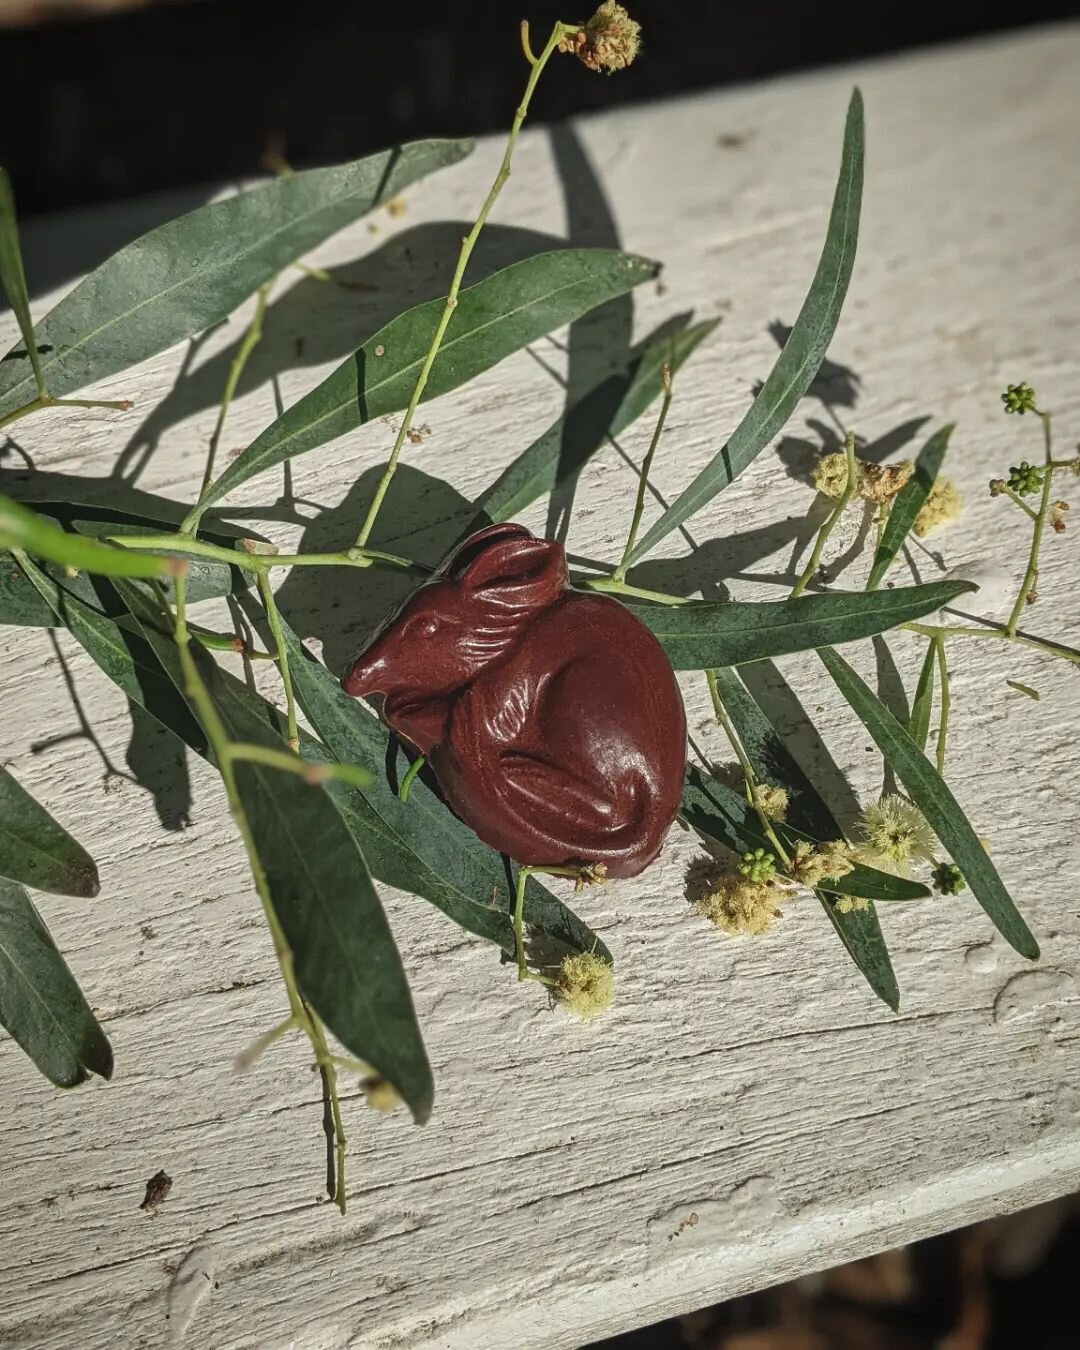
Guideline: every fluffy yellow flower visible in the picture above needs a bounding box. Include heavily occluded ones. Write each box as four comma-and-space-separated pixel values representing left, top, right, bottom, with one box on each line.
913, 477, 962, 537
835, 895, 870, 914
791, 838, 855, 888
560, 3, 641, 72
812, 451, 852, 499
855, 794, 935, 877
752, 783, 789, 821
556, 951, 615, 1019
693, 876, 779, 937
859, 460, 914, 503
363, 1078, 402, 1114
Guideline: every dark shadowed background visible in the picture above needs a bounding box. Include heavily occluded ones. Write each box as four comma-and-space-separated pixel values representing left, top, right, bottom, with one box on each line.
1, 0, 1078, 216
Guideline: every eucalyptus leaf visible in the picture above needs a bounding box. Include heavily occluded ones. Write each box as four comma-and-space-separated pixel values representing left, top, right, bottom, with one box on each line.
17, 557, 207, 752
203, 248, 660, 508
0, 879, 113, 1087
909, 641, 937, 753
626, 89, 864, 563
111, 580, 434, 1123
1, 497, 180, 579
0, 140, 474, 418
474, 317, 719, 523
0, 168, 44, 397
629, 578, 974, 670
0, 766, 99, 898
866, 423, 953, 589
278, 619, 610, 962
819, 644, 1038, 959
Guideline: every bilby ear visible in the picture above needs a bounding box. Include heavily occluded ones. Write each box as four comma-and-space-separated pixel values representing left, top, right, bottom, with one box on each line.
458, 531, 567, 611
440, 522, 533, 579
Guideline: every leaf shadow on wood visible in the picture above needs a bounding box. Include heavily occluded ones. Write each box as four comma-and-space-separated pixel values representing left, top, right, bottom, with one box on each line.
111, 220, 571, 484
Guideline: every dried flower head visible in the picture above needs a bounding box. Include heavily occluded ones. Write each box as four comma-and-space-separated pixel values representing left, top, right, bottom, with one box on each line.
1001, 382, 1036, 415
791, 838, 855, 888
988, 477, 1007, 497
859, 460, 914, 504
913, 477, 962, 537
812, 450, 852, 499
1050, 500, 1070, 534
932, 861, 966, 895
362, 1077, 403, 1114
693, 876, 779, 937
555, 951, 615, 1019
855, 794, 935, 877
835, 895, 870, 914
561, 3, 641, 72
1008, 461, 1044, 497
751, 783, 789, 821
574, 862, 610, 891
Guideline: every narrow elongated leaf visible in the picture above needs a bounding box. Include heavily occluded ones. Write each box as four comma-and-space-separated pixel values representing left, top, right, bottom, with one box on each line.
909, 641, 936, 753
681, 766, 901, 1010
0, 169, 44, 397
629, 578, 974, 670
866, 424, 953, 589
819, 645, 1038, 958
626, 90, 864, 564
0, 140, 474, 418
17, 557, 206, 752
0, 766, 99, 898
475, 317, 719, 523
278, 620, 609, 962
1, 497, 181, 579
0, 879, 113, 1086
203, 248, 660, 507
110, 579, 434, 1123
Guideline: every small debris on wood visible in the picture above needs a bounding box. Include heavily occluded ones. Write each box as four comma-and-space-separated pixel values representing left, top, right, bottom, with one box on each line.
140, 1169, 173, 1212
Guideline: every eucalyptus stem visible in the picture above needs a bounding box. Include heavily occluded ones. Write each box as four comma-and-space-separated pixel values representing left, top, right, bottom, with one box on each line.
512, 864, 578, 983
904, 620, 1080, 667
582, 576, 694, 605
171, 574, 349, 1210
1005, 411, 1054, 635
256, 570, 298, 751
1001, 485, 1038, 521
0, 392, 133, 433
106, 531, 429, 577
350, 19, 580, 552
613, 361, 673, 584
705, 669, 791, 868
225, 741, 372, 791
865, 501, 889, 591
933, 634, 950, 776
197, 280, 273, 501
791, 429, 857, 598
398, 754, 426, 802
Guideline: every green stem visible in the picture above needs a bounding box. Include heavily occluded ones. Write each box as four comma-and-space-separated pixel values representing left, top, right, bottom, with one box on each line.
791, 429, 857, 598
613, 361, 673, 584
1001, 486, 1038, 520
582, 576, 694, 605
0, 393, 132, 434
865, 501, 889, 591
705, 669, 791, 868
933, 634, 950, 776
1006, 411, 1053, 635
307, 1004, 348, 1214
397, 754, 426, 802
351, 19, 579, 552
195, 280, 273, 504
234, 1014, 298, 1071
106, 532, 429, 577
513, 864, 578, 983
904, 620, 1080, 667
225, 741, 372, 791
171, 574, 348, 1209
256, 570, 298, 751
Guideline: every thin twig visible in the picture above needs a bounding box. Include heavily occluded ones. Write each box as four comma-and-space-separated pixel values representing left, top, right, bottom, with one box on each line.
1006, 410, 1054, 634
351, 19, 580, 551
614, 361, 673, 583
791, 429, 857, 597
256, 570, 298, 751
934, 634, 950, 776
0, 393, 132, 434
197, 280, 273, 500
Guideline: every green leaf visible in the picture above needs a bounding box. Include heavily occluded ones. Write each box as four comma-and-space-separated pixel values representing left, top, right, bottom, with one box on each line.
1006, 679, 1040, 701
0, 879, 113, 1086
0, 140, 474, 418
1, 498, 182, 580
819, 644, 1038, 959
866, 424, 953, 589
475, 317, 719, 523
681, 765, 901, 1010
628, 578, 974, 670
112, 580, 434, 1123
0, 766, 99, 898
278, 620, 610, 962
626, 89, 864, 564
0, 168, 45, 397
203, 248, 660, 508
16, 557, 207, 752
909, 641, 937, 753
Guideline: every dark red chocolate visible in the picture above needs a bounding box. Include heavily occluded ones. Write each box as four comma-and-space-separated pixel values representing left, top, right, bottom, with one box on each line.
342, 523, 686, 877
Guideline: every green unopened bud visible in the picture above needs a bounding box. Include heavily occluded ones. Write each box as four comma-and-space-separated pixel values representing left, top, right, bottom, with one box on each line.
1008, 461, 1044, 496
932, 861, 966, 895
738, 847, 777, 882
1001, 382, 1036, 415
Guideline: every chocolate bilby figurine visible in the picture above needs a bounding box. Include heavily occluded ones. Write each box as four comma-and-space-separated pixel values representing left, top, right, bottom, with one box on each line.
342, 522, 686, 878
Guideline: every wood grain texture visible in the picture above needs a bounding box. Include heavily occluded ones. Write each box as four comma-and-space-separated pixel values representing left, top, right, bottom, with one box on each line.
2, 22, 1079, 1349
